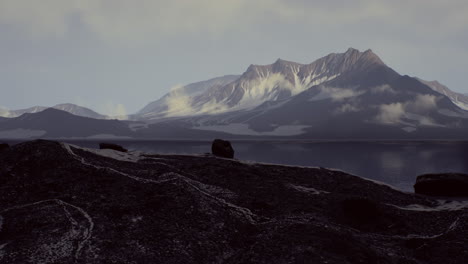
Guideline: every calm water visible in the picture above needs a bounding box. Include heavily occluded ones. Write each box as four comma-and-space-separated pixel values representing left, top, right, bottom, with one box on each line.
5, 140, 468, 192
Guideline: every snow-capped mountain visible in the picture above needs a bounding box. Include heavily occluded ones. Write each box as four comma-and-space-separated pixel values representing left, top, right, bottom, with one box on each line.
138, 48, 386, 119
416, 78, 468, 110
52, 103, 107, 119
1, 103, 107, 119
3, 48, 468, 140
2, 106, 48, 117
138, 75, 240, 119
138, 48, 468, 139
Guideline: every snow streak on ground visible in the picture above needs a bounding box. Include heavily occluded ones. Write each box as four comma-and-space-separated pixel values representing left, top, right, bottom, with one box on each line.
61, 143, 257, 224
390, 199, 468, 212
0, 199, 94, 261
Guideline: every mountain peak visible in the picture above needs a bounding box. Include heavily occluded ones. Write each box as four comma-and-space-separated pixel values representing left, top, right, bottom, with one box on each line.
341, 48, 383, 63
273, 58, 293, 64
361, 49, 385, 65
344, 47, 360, 55
38, 108, 72, 116
271, 58, 301, 72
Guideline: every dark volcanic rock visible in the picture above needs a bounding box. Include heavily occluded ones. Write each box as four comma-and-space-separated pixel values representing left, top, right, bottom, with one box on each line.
0, 143, 9, 151
0, 140, 467, 264
211, 138, 234, 158
341, 197, 380, 224
99, 142, 128, 152
414, 173, 468, 197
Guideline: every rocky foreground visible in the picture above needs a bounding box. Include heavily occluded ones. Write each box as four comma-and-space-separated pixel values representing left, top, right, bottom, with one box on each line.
0, 140, 467, 264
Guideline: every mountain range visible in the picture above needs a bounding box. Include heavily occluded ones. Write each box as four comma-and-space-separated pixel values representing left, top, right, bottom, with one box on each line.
1, 48, 468, 139
0, 103, 107, 119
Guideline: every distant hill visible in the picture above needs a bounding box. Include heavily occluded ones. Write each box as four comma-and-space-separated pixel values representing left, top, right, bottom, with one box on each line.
0, 108, 132, 139
1, 103, 107, 119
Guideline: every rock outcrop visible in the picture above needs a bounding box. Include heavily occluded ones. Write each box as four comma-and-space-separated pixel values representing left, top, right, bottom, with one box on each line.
414, 173, 468, 197
211, 139, 234, 158
0, 140, 467, 263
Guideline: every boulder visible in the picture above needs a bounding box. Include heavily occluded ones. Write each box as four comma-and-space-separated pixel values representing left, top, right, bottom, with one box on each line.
211, 139, 234, 159
99, 143, 128, 152
0, 143, 9, 151
414, 173, 468, 197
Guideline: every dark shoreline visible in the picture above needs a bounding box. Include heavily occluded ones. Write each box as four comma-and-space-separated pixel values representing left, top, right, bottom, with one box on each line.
3, 138, 468, 143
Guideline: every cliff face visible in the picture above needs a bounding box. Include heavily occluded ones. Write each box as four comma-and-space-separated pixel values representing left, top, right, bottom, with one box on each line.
0, 140, 467, 263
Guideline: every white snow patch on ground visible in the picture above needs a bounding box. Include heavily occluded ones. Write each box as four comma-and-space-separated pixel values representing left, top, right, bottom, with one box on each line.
390, 200, 468, 212
394, 217, 461, 240
0, 242, 7, 261
288, 184, 329, 195
238, 159, 320, 169
65, 143, 142, 163
1, 199, 94, 261
194, 123, 310, 136
61, 143, 181, 185
0, 129, 46, 139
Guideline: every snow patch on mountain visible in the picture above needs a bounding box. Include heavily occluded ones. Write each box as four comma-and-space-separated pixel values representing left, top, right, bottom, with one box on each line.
139, 48, 384, 120
309, 86, 363, 102
453, 101, 468, 111
0, 107, 10, 118
128, 122, 149, 131
417, 78, 468, 111
139, 75, 240, 118
165, 86, 195, 117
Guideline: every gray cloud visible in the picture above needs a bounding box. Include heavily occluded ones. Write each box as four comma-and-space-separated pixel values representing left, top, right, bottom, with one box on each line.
0, 0, 467, 113
370, 85, 396, 94
1, 0, 466, 43
375, 94, 440, 125
376, 102, 405, 124
335, 103, 361, 114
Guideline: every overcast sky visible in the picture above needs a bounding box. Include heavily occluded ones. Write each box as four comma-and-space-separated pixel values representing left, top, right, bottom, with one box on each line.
1, 0, 467, 115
